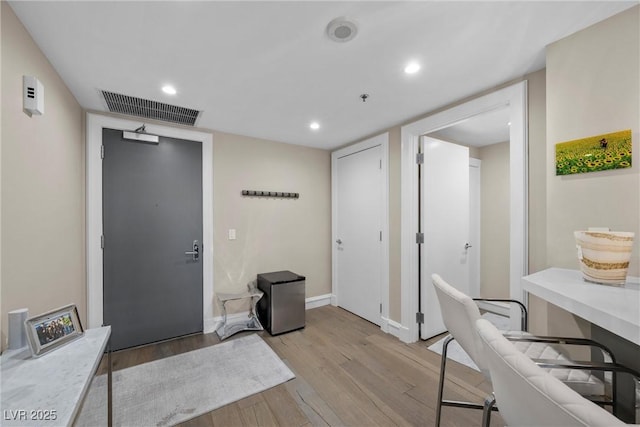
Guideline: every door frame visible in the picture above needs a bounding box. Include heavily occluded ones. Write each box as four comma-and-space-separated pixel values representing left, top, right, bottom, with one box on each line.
469, 157, 481, 299
331, 133, 389, 329
400, 81, 528, 343
86, 113, 214, 331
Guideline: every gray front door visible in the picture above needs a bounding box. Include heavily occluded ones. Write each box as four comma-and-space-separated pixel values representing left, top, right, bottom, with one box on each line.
102, 128, 203, 351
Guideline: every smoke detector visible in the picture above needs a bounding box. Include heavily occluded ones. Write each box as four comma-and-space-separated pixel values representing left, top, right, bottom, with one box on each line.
326, 17, 358, 43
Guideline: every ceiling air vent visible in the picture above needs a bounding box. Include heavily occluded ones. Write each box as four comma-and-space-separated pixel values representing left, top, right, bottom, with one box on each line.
101, 90, 201, 126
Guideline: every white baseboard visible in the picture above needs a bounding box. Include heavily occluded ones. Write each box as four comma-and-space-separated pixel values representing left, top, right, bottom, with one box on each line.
306, 293, 332, 310
381, 316, 411, 343
203, 294, 333, 334
203, 317, 218, 334
206, 295, 412, 344
380, 318, 389, 333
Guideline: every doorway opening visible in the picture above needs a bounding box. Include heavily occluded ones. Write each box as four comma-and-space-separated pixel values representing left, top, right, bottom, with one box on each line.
400, 81, 528, 343
419, 113, 511, 339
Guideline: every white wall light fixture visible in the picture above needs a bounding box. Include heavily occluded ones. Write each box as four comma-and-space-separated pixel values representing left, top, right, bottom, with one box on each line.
23, 75, 44, 116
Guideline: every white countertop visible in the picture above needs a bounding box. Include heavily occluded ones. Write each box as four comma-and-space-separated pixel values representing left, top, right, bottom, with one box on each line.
1, 326, 110, 426
522, 268, 640, 346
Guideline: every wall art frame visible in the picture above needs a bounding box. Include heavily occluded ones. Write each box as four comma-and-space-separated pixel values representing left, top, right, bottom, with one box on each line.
24, 304, 84, 357
555, 129, 632, 175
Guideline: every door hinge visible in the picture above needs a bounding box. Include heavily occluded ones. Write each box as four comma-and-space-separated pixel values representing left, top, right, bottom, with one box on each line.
380, 230, 382, 241
416, 232, 424, 244
416, 312, 424, 324
379, 159, 382, 169
380, 303, 382, 314
416, 153, 424, 164
100, 235, 104, 249
100, 145, 105, 159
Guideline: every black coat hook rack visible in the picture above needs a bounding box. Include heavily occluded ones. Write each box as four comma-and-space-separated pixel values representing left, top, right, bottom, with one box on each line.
242, 190, 299, 199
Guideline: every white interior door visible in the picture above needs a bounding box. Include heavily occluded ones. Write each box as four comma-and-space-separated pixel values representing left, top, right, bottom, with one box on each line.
420, 137, 470, 339
336, 145, 382, 325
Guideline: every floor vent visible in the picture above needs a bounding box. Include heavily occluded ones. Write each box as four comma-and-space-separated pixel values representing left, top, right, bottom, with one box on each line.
101, 90, 201, 126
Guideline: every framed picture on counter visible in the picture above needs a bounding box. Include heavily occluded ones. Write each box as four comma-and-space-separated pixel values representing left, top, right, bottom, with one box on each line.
24, 304, 84, 357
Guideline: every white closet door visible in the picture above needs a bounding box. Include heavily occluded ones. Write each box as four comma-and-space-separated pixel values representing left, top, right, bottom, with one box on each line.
336, 145, 382, 325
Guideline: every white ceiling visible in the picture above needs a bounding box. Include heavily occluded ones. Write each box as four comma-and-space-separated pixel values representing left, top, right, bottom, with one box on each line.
429, 106, 510, 147
9, 1, 637, 150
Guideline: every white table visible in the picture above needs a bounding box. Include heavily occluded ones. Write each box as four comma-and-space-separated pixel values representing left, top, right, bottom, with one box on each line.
1, 326, 111, 426
522, 268, 640, 346
523, 268, 640, 422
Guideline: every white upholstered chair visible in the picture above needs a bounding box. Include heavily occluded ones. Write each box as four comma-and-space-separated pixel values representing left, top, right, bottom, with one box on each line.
431, 274, 617, 426
476, 318, 634, 426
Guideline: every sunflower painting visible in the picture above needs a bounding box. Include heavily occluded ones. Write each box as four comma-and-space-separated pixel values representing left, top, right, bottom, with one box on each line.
555, 129, 632, 175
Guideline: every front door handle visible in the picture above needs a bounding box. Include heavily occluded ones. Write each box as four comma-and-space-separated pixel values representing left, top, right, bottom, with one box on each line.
185, 240, 199, 261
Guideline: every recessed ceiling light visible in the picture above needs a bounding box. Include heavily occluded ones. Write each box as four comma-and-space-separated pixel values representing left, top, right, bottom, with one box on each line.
508, 121, 512, 126
162, 85, 177, 95
310, 122, 320, 130
404, 62, 421, 74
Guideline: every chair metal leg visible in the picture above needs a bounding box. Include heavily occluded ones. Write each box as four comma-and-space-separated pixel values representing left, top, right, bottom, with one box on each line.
435, 335, 454, 427
482, 393, 496, 427
612, 370, 618, 418
434, 334, 499, 425
107, 335, 112, 427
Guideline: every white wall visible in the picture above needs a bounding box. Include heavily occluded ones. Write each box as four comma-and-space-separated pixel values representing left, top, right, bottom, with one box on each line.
212, 131, 331, 310
1, 1, 332, 349
1, 2, 84, 350
544, 5, 639, 339
547, 6, 639, 278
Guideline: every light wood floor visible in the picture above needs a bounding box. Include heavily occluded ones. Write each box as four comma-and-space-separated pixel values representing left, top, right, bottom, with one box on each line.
99, 306, 504, 426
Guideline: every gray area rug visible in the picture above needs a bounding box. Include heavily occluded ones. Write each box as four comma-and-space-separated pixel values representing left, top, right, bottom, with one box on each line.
427, 312, 510, 371
76, 334, 295, 427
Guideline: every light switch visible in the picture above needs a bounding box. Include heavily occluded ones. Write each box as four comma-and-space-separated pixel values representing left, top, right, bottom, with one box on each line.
228, 229, 236, 240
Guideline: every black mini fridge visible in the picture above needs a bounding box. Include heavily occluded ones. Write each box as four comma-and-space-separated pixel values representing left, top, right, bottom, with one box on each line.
257, 271, 305, 335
